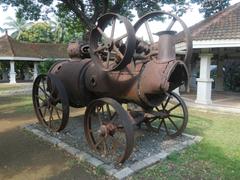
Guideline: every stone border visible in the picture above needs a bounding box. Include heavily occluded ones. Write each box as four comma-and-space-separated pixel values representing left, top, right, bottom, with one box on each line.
22, 124, 202, 180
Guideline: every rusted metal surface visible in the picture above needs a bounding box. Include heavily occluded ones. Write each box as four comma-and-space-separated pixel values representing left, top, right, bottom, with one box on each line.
49, 59, 94, 108
84, 98, 134, 163
133, 11, 192, 64
89, 13, 136, 71
144, 92, 188, 138
32, 11, 192, 164
67, 41, 90, 59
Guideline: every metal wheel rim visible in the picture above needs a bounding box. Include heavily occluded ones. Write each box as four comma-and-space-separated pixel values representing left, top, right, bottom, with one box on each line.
145, 92, 188, 137
32, 74, 69, 132
133, 11, 192, 64
90, 13, 136, 71
84, 97, 134, 163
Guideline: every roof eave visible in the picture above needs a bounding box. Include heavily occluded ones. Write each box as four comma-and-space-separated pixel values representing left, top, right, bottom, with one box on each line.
0, 57, 70, 61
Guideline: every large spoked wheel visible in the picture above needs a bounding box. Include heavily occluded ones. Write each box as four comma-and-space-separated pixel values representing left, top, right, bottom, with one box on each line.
134, 11, 192, 63
145, 92, 188, 138
90, 13, 136, 71
84, 98, 134, 163
32, 74, 69, 132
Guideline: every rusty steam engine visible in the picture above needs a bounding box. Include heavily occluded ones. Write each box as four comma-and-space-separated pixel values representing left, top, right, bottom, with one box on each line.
32, 11, 192, 163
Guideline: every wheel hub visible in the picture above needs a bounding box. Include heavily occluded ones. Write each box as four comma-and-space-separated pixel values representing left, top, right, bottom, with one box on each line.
98, 123, 116, 137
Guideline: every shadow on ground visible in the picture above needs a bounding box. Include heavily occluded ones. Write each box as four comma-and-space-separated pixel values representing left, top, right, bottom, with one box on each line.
0, 127, 96, 179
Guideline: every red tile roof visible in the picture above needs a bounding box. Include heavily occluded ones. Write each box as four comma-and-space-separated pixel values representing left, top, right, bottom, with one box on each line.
178, 2, 240, 42
0, 34, 68, 59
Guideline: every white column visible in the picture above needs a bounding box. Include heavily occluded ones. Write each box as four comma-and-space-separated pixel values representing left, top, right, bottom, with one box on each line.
33, 62, 38, 80
195, 53, 213, 104
215, 59, 224, 91
9, 61, 16, 84
173, 87, 180, 95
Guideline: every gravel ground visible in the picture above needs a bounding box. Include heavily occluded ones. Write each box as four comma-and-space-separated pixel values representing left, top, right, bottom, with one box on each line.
29, 117, 195, 169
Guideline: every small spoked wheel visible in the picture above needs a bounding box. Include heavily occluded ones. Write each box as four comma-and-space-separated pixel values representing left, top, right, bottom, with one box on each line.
84, 98, 134, 163
90, 13, 136, 71
145, 92, 188, 138
32, 74, 69, 132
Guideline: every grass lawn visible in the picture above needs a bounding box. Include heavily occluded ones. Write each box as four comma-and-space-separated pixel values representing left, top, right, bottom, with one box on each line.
0, 83, 32, 92
1, 91, 240, 179
134, 110, 240, 179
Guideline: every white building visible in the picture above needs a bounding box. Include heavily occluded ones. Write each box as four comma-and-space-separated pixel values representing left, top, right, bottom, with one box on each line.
181, 2, 240, 104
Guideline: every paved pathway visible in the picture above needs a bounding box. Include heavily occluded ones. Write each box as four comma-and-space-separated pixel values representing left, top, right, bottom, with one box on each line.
182, 91, 240, 113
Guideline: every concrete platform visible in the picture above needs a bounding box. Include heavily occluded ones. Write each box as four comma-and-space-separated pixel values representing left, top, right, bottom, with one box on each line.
22, 118, 202, 179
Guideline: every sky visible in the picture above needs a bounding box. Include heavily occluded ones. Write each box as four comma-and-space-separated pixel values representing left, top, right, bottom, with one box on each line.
0, 0, 239, 37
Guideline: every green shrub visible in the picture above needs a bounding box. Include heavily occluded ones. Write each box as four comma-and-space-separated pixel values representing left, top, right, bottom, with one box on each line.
38, 58, 56, 74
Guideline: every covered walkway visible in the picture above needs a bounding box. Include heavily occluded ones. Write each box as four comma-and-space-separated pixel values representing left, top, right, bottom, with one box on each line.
0, 32, 68, 83
177, 2, 240, 105
182, 91, 240, 113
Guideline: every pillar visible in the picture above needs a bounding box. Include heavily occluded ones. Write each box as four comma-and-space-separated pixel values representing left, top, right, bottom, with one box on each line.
215, 58, 224, 91
195, 53, 213, 104
173, 87, 180, 95
33, 62, 38, 80
9, 61, 16, 84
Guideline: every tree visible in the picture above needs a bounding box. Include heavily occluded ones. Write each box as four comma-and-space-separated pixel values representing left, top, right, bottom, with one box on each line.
3, 16, 32, 40
0, 0, 192, 32
0, 26, 4, 32
191, 0, 230, 18
49, 12, 85, 43
19, 22, 54, 43
192, 0, 230, 18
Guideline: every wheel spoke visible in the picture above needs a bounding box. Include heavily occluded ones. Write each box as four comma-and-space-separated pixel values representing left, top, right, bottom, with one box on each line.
41, 78, 46, 92
94, 45, 105, 53
42, 106, 48, 118
115, 33, 127, 42
144, 21, 154, 44
110, 112, 117, 122
94, 137, 105, 149
111, 18, 116, 39
169, 114, 184, 119
161, 103, 164, 109
36, 95, 45, 102
155, 106, 161, 111
38, 85, 50, 98
106, 51, 111, 68
112, 136, 125, 150
53, 106, 62, 120
49, 106, 53, 128
103, 140, 108, 155
148, 117, 158, 123
157, 118, 164, 131
97, 27, 109, 40
106, 104, 112, 119
167, 117, 179, 131
168, 103, 181, 112
166, 17, 176, 31
113, 45, 124, 60
162, 119, 169, 135
163, 96, 171, 109
97, 106, 103, 125
38, 103, 46, 109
